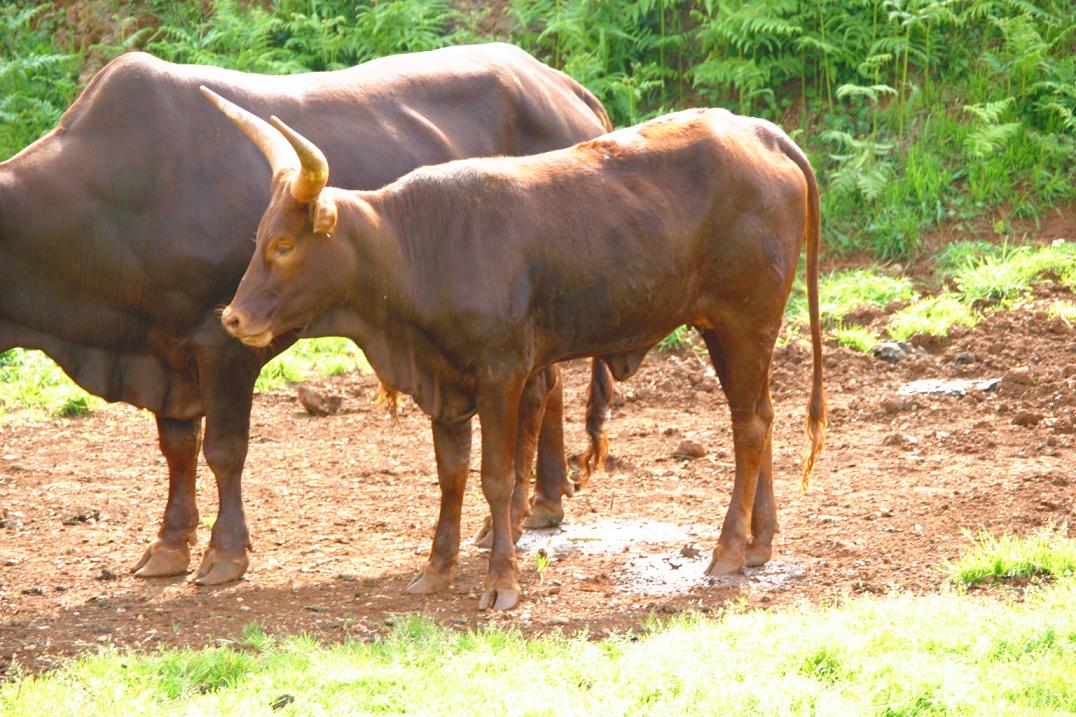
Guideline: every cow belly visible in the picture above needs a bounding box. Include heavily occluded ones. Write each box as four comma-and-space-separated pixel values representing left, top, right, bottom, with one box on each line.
0, 318, 203, 418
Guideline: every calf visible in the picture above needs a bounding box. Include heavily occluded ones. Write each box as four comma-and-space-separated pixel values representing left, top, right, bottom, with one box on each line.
207, 95, 826, 610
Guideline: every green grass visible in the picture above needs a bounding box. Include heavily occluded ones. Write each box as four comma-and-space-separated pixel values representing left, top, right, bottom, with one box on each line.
1047, 301, 1076, 321
947, 239, 1076, 306
886, 293, 979, 342
0, 349, 103, 421
832, 325, 880, 353
4, 564, 1074, 713
786, 268, 918, 327
254, 337, 368, 392
948, 524, 1076, 588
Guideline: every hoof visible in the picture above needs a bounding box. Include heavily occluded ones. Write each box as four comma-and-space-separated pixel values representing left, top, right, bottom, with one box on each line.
406, 569, 452, 595
131, 541, 191, 578
562, 476, 576, 498
522, 501, 563, 530
744, 543, 773, 568
472, 518, 493, 549
478, 586, 520, 611
472, 518, 524, 548
705, 547, 745, 578
191, 547, 248, 586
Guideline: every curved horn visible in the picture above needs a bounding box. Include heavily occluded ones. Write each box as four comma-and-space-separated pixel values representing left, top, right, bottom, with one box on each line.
270, 116, 329, 203
199, 86, 298, 177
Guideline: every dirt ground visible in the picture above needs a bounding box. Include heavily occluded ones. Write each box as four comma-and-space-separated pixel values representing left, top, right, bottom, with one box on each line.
1, 291, 1074, 675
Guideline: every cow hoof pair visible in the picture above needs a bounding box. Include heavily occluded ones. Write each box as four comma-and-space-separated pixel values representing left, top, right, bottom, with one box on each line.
131, 541, 248, 586
404, 568, 520, 612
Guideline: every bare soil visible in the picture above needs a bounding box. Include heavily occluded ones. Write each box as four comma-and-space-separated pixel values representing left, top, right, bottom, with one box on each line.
1, 294, 1074, 675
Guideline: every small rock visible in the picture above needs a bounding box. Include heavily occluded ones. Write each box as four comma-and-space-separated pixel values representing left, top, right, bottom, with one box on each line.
1047, 315, 1073, 335
336, 572, 358, 582
305, 605, 329, 613
1005, 366, 1035, 386
1012, 411, 1044, 427
20, 586, 45, 596
95, 569, 118, 581
62, 508, 102, 526
549, 616, 570, 625
871, 341, 922, 363
674, 439, 706, 460
297, 385, 343, 416
953, 351, 977, 365
270, 694, 295, 711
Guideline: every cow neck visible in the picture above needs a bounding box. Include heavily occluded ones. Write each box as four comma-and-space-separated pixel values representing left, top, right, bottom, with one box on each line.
313, 189, 475, 422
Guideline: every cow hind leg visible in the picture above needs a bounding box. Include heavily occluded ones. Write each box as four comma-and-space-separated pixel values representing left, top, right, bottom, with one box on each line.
525, 366, 569, 528
132, 416, 202, 577
700, 327, 776, 577
746, 391, 777, 567
408, 419, 472, 594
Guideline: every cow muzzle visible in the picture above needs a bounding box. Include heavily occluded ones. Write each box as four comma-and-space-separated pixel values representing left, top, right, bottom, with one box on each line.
221, 305, 274, 348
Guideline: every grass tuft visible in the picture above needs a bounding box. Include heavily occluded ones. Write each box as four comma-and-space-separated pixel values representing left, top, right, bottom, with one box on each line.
948, 524, 1076, 587
886, 293, 978, 342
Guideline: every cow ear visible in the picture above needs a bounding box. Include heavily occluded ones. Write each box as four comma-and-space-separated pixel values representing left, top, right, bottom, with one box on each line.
312, 195, 338, 235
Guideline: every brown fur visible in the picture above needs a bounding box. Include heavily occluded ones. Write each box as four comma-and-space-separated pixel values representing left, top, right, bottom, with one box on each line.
219, 107, 826, 607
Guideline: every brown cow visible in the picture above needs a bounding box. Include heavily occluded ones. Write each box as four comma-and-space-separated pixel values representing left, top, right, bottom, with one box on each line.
0, 44, 611, 586
208, 98, 826, 610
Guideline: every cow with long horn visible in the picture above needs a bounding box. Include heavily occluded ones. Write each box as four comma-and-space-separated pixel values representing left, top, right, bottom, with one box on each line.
0, 44, 612, 589
207, 93, 826, 611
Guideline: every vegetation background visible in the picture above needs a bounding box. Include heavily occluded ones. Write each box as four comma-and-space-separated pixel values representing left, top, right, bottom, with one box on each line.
1, 0, 1074, 412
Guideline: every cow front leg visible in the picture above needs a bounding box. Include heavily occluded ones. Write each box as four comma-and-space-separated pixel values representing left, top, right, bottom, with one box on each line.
526, 366, 569, 529
132, 417, 202, 577
477, 376, 524, 611
407, 419, 472, 595
474, 369, 552, 547
191, 350, 259, 586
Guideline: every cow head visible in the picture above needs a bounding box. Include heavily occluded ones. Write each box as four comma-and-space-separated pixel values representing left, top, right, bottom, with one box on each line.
202, 87, 344, 348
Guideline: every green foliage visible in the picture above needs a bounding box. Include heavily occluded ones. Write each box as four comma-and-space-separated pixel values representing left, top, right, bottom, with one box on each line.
0, 4, 80, 159
255, 337, 368, 392
143, 0, 460, 74
833, 325, 881, 352
947, 239, 1076, 305
0, 349, 102, 420
948, 524, 1076, 586
787, 269, 918, 326
886, 292, 977, 340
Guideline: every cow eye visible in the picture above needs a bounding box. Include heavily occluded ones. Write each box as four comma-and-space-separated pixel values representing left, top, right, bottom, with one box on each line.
270, 240, 294, 258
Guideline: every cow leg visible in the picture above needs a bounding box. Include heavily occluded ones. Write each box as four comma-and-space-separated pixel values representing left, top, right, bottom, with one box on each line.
526, 365, 569, 528
476, 375, 525, 610
746, 389, 777, 567
700, 327, 775, 577
191, 349, 259, 586
132, 417, 202, 577
473, 367, 559, 546
407, 419, 472, 594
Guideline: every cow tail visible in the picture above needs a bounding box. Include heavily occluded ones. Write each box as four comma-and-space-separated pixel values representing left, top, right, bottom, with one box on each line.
574, 83, 613, 133
580, 358, 614, 484
790, 138, 827, 491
